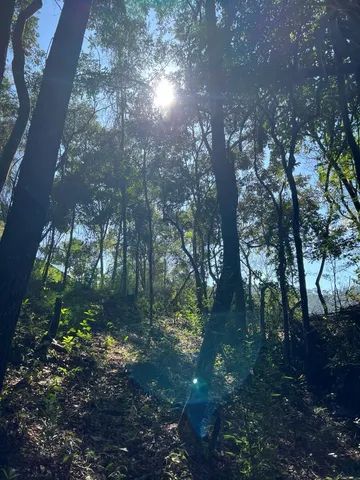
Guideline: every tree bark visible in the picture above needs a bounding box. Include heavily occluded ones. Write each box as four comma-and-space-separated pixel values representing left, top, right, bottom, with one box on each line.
143, 150, 154, 327
0, 0, 92, 392
0, 0, 43, 193
0, 0, 15, 86
111, 220, 122, 288
254, 152, 290, 362
165, 214, 206, 314
42, 224, 56, 286
285, 153, 311, 359
316, 254, 328, 316
180, 0, 245, 439
332, 16, 360, 188
121, 199, 128, 296
62, 207, 75, 290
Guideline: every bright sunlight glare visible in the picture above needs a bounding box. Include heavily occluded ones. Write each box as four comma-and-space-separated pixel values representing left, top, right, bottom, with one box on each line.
153, 78, 175, 109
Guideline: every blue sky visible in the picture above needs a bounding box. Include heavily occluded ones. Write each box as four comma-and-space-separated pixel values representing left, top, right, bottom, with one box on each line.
37, 0, 61, 52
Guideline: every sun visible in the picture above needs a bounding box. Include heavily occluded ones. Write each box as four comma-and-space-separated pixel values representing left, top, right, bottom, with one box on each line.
153, 78, 175, 109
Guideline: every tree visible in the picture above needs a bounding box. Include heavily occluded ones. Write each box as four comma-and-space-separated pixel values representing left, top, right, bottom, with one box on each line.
0, 0, 15, 86
0, 0, 43, 193
181, 0, 246, 439
0, 0, 93, 391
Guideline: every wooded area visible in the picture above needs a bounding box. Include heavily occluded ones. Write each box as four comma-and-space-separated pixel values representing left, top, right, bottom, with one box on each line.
0, 1, 359, 479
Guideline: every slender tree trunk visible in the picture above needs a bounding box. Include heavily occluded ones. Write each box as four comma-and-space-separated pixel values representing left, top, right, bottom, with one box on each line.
332, 17, 360, 188
165, 215, 206, 314
277, 208, 291, 364
259, 284, 269, 343
0, 0, 15, 86
111, 221, 122, 288
99, 225, 104, 289
121, 191, 128, 296
88, 251, 101, 288
316, 254, 328, 316
254, 144, 290, 362
180, 0, 245, 439
0, 0, 92, 391
134, 233, 140, 297
42, 224, 56, 286
143, 151, 154, 327
0, 0, 43, 193
285, 158, 311, 359
62, 207, 75, 291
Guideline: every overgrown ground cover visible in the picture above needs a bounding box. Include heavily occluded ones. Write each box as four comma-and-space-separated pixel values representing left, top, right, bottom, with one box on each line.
1, 311, 359, 480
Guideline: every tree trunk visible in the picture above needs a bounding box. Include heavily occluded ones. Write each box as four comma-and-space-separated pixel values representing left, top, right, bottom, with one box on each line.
285, 156, 311, 359
0, 0, 15, 86
143, 151, 154, 327
332, 17, 360, 188
316, 254, 328, 316
165, 214, 206, 314
180, 0, 245, 439
259, 284, 269, 343
121, 191, 128, 296
0, 0, 92, 392
0, 0, 43, 193
254, 146, 290, 362
111, 220, 122, 288
62, 206, 75, 290
277, 207, 291, 364
134, 233, 140, 297
42, 224, 56, 286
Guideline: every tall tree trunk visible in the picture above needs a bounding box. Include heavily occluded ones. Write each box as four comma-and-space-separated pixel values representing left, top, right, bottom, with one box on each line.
88, 250, 101, 288
62, 207, 75, 290
259, 284, 270, 344
316, 254, 328, 316
134, 233, 140, 297
143, 151, 154, 327
121, 196, 128, 296
0, 0, 92, 392
111, 220, 122, 288
165, 215, 206, 314
180, 0, 245, 439
0, 0, 43, 193
277, 206, 291, 364
99, 224, 105, 289
270, 114, 311, 362
0, 0, 15, 86
42, 224, 56, 286
332, 16, 360, 188
254, 145, 290, 362
285, 155, 311, 359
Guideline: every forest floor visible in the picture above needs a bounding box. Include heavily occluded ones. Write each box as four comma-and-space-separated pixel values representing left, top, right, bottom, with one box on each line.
0, 318, 359, 480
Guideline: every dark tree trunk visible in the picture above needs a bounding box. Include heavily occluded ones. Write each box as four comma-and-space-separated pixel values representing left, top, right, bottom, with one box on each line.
143, 151, 154, 327
0, 0, 92, 391
121, 191, 128, 296
134, 233, 140, 297
88, 251, 101, 288
254, 147, 290, 362
0, 0, 15, 86
259, 284, 270, 344
180, 0, 245, 439
165, 215, 206, 314
62, 206, 75, 290
332, 17, 360, 188
284, 154, 311, 358
42, 224, 56, 286
48, 296, 62, 341
316, 254, 328, 316
0, 0, 43, 193
277, 206, 291, 364
111, 220, 122, 288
